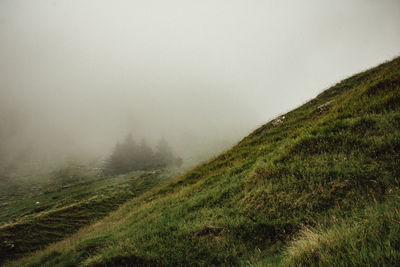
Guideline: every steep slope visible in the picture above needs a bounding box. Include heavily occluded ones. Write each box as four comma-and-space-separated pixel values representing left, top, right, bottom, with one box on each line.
11, 57, 400, 266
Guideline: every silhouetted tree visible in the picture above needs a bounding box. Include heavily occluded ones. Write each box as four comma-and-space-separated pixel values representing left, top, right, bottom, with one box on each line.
136, 138, 154, 170
104, 134, 140, 175
154, 138, 174, 168
154, 138, 183, 169
103, 134, 182, 175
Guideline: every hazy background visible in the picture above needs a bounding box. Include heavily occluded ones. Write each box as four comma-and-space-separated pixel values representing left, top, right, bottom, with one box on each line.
1, 0, 400, 174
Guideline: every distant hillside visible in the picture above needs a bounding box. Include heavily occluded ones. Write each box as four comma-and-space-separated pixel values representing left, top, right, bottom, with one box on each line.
10, 57, 400, 266
0, 171, 174, 265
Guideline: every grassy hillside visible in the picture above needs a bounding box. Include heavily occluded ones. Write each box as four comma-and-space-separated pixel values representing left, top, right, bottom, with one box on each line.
0, 170, 173, 265
9, 57, 400, 266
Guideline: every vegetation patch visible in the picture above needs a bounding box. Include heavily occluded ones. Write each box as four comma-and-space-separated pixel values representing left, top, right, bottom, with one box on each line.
0, 171, 173, 265
7, 57, 400, 266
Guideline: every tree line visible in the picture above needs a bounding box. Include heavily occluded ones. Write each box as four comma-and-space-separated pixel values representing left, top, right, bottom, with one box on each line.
103, 134, 182, 175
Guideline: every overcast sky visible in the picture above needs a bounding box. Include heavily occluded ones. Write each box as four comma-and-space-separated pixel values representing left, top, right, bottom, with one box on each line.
1, 0, 400, 164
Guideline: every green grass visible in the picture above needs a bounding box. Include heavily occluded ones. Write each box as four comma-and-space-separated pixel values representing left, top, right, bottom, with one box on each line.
0, 170, 174, 265
281, 194, 400, 266
7, 56, 400, 266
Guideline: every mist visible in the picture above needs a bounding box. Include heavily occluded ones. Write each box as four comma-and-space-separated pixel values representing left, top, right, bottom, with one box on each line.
1, 0, 400, 177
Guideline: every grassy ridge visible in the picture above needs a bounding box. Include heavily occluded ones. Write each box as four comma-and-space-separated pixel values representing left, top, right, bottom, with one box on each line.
282, 195, 400, 266
11, 57, 400, 266
0, 171, 173, 264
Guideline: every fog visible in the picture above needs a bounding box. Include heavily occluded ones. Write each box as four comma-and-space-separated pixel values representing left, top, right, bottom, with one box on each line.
1, 0, 400, 174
